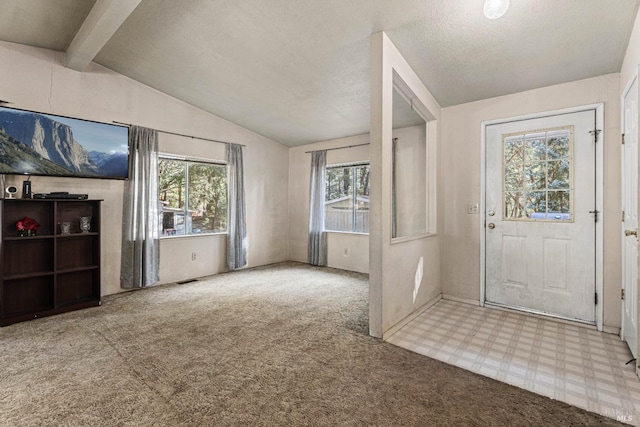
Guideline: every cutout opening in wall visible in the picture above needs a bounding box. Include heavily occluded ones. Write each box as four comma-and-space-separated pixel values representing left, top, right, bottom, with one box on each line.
391, 74, 429, 241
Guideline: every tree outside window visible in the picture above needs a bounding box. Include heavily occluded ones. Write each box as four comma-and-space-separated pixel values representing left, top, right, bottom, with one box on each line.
158, 157, 227, 236
325, 164, 370, 233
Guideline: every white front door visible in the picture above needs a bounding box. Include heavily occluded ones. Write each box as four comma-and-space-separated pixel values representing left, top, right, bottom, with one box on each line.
622, 76, 638, 359
485, 110, 597, 323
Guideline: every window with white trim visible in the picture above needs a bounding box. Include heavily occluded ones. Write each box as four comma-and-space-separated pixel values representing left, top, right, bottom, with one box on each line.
158, 156, 227, 236
325, 163, 370, 233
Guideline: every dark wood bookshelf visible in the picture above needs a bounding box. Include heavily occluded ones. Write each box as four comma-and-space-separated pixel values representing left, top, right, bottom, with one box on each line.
0, 199, 102, 326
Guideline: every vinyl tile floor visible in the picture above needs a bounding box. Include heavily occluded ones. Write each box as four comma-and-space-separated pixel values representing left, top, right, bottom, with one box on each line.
386, 299, 640, 425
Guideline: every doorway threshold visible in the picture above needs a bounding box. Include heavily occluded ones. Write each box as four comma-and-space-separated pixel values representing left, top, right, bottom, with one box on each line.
484, 301, 597, 329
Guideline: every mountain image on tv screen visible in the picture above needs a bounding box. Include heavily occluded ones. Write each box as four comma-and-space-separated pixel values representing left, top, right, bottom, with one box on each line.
0, 107, 129, 179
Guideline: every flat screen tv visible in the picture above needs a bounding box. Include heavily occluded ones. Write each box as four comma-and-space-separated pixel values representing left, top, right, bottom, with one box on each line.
0, 106, 129, 179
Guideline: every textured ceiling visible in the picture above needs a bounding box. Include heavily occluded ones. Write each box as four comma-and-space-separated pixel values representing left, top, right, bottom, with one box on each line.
0, 0, 638, 146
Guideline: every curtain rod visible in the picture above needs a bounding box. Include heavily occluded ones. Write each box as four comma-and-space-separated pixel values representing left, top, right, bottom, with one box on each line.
113, 121, 246, 147
305, 142, 369, 154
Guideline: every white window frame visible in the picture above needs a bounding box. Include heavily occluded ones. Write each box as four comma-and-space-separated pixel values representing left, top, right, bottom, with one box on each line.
158, 153, 227, 238
325, 162, 370, 234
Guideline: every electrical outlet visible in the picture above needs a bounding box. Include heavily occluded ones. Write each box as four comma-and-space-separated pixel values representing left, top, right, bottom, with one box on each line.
343, 248, 349, 256
467, 203, 480, 214
191, 252, 196, 261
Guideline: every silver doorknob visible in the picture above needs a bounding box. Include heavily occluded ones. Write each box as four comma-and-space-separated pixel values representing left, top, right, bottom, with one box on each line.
625, 229, 637, 237
488, 223, 495, 229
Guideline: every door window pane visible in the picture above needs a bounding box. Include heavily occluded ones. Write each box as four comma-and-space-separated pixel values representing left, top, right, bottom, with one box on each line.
503, 126, 573, 221
504, 191, 525, 219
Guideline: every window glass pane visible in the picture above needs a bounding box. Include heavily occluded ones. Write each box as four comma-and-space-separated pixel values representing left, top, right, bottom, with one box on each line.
526, 191, 547, 218
525, 133, 546, 162
159, 158, 227, 236
504, 167, 521, 191
503, 126, 572, 222
547, 132, 570, 159
355, 165, 370, 233
547, 190, 570, 214
524, 162, 546, 190
547, 159, 570, 189
324, 164, 370, 233
159, 159, 186, 236
188, 163, 227, 234
504, 137, 524, 163
504, 191, 525, 219
325, 167, 354, 232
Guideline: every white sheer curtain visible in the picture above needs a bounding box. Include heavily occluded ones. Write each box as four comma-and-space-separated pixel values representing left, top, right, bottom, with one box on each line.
227, 143, 247, 270
120, 126, 160, 288
308, 150, 327, 266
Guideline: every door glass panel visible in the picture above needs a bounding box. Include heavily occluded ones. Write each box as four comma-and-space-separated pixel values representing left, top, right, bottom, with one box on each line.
525, 133, 547, 162
503, 126, 573, 222
547, 132, 570, 159
504, 191, 525, 218
525, 163, 546, 190
547, 190, 571, 214
525, 191, 547, 218
547, 160, 570, 189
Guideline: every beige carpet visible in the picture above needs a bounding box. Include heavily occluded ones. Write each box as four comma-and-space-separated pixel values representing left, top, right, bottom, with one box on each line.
0, 262, 622, 426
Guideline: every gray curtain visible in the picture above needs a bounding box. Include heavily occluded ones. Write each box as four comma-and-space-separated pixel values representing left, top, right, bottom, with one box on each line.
227, 143, 247, 270
120, 126, 160, 288
308, 150, 327, 266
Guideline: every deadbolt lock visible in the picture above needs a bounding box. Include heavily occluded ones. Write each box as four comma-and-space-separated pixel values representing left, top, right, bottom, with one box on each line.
488, 210, 495, 217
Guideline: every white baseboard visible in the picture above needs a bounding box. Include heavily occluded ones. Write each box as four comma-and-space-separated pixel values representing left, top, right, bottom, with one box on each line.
442, 294, 481, 306
602, 325, 620, 335
383, 293, 443, 340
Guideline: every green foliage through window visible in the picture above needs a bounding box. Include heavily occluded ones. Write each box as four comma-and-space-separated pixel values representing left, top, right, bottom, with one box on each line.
325, 164, 370, 233
158, 157, 227, 236
503, 127, 572, 221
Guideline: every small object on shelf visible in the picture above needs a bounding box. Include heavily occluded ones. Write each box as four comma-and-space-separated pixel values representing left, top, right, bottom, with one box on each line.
16, 216, 40, 237
5, 186, 17, 199
22, 180, 31, 199
80, 216, 91, 233
60, 221, 71, 235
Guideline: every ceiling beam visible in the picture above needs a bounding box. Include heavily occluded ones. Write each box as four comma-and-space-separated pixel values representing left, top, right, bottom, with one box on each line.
65, 0, 142, 72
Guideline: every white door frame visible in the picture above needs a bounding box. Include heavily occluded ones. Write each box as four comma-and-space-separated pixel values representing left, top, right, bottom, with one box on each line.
621, 67, 638, 352
480, 104, 604, 331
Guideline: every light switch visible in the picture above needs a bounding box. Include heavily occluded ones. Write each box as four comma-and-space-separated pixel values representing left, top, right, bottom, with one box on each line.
467, 203, 479, 214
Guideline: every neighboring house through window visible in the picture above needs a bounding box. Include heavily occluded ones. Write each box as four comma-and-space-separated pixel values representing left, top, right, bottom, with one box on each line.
325, 163, 370, 233
158, 156, 227, 236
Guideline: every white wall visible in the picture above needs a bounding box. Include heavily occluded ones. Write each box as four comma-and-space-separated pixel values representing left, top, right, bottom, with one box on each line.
288, 133, 370, 274
621, 10, 640, 90
0, 41, 289, 296
440, 73, 621, 329
370, 32, 442, 338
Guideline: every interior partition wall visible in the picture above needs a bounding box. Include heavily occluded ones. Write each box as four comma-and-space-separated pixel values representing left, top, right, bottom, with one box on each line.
369, 32, 442, 338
